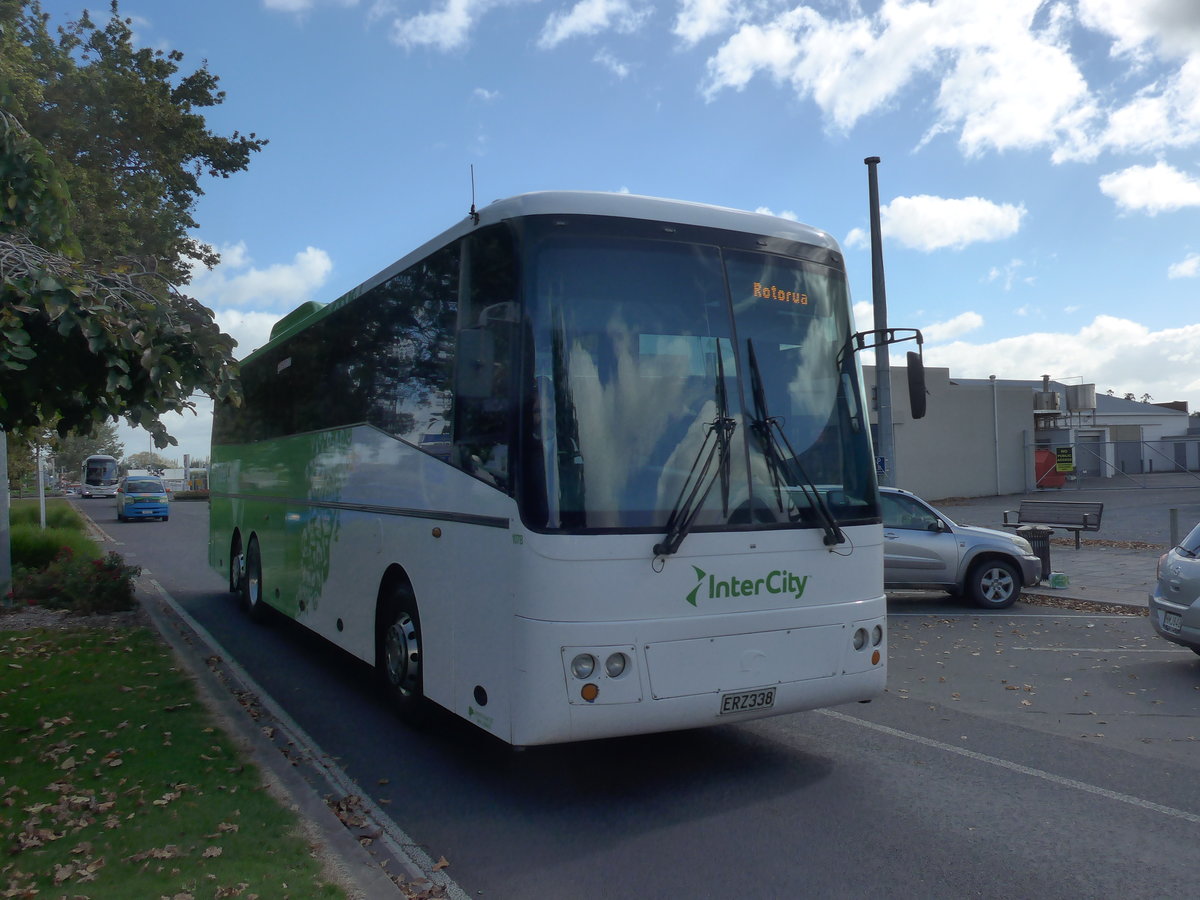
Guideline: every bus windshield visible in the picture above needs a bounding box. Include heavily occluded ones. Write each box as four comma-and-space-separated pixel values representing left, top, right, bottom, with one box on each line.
83, 456, 118, 487
526, 227, 875, 533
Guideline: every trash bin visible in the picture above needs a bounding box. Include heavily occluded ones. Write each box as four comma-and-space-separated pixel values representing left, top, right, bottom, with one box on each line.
1018, 525, 1053, 581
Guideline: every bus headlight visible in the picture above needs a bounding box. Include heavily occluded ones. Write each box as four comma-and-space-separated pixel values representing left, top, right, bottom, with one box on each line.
872, 625, 884, 646
852, 628, 868, 651
605, 652, 627, 678
570, 653, 596, 679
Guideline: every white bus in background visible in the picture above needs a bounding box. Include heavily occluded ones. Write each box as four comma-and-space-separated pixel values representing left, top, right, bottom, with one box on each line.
209, 191, 925, 746
80, 454, 119, 498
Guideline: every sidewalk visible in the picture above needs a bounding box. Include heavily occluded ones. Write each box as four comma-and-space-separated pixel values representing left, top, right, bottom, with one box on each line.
1021, 542, 1160, 608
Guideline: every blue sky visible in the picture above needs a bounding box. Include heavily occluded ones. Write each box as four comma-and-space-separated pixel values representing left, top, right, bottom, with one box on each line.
36, 0, 1200, 463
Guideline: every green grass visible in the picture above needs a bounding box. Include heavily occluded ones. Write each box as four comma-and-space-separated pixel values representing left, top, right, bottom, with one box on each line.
0, 627, 346, 899
9, 499, 87, 530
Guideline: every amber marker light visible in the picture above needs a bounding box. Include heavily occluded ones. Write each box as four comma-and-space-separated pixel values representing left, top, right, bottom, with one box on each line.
580, 683, 600, 702
871, 650, 881, 666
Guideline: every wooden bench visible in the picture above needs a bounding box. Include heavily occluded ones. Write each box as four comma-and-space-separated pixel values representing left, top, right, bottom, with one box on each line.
1002, 499, 1103, 549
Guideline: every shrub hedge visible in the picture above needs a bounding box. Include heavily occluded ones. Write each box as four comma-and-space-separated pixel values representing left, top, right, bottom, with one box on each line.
6, 500, 140, 614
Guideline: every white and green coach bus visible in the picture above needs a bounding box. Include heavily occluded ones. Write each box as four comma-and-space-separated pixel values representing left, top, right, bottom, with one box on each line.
209, 191, 924, 746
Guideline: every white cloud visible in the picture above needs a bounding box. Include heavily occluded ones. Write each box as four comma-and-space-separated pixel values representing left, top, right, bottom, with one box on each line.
879, 194, 1026, 252
701, 1, 1099, 160
754, 206, 799, 221
1092, 56, 1200, 155
538, 0, 650, 49
215, 309, 285, 359
1079, 0, 1200, 60
188, 243, 333, 309
1169, 253, 1200, 278
674, 0, 742, 45
594, 49, 632, 78
1098, 161, 1200, 214
929, 9, 1098, 160
693, 0, 1200, 164
926, 315, 1200, 410
986, 259, 1028, 291
265, 0, 359, 12
852, 300, 873, 328
473, 87, 501, 101
388, 0, 495, 51
920, 311, 984, 341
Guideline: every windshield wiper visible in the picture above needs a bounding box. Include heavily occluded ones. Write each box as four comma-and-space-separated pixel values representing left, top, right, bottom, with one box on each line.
652, 351, 736, 557
745, 340, 845, 547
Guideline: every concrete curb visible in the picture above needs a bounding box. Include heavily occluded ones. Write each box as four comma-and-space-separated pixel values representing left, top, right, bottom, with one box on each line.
136, 579, 409, 899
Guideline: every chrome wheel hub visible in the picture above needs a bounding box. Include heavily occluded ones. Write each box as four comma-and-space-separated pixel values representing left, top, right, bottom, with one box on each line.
981, 567, 1015, 601
385, 612, 420, 698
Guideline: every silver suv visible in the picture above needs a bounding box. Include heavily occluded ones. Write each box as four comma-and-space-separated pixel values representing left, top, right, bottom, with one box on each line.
881, 487, 1043, 609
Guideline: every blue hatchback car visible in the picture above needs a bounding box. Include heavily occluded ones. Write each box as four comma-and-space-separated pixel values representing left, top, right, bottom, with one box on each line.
116, 476, 170, 522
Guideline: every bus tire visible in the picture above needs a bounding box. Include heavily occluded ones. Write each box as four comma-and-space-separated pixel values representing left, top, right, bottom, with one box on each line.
240, 536, 269, 623
377, 581, 429, 726
229, 535, 243, 594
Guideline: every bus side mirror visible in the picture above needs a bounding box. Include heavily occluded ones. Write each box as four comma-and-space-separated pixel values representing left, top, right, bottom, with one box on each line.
906, 351, 926, 420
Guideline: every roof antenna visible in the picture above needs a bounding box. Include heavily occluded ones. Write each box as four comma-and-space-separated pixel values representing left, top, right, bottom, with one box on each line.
469, 165, 480, 225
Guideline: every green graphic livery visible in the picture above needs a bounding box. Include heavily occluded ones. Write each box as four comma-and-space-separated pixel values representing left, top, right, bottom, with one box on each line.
686, 565, 810, 606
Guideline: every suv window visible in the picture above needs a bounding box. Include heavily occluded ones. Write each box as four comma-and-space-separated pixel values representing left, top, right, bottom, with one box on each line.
881, 493, 939, 531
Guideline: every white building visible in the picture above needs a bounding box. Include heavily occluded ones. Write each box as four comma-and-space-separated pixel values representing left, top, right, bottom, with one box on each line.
864, 367, 1194, 500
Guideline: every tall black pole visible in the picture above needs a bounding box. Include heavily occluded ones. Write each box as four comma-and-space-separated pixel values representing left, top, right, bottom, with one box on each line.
865, 156, 895, 487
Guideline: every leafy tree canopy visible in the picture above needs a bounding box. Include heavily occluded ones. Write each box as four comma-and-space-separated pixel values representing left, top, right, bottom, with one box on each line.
124, 450, 178, 471
0, 0, 260, 446
1, 0, 267, 281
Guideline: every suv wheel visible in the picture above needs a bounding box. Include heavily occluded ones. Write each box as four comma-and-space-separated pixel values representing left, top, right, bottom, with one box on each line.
967, 559, 1020, 609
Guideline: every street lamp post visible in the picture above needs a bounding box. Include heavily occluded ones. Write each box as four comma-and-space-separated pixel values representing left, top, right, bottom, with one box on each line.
865, 156, 895, 487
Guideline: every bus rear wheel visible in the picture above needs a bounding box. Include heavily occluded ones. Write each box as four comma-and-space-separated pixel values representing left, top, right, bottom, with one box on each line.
377, 584, 429, 726
240, 536, 269, 623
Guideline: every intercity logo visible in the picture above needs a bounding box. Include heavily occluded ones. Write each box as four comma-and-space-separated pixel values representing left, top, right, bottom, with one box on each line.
685, 565, 810, 606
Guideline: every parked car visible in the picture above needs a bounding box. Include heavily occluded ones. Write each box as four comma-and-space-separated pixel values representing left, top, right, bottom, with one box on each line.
880, 487, 1042, 609
1148, 522, 1200, 656
115, 475, 170, 522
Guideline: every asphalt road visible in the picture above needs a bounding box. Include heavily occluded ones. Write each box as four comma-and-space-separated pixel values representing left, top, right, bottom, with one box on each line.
85, 497, 1200, 899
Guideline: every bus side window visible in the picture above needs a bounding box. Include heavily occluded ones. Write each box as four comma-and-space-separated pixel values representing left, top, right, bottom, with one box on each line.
453, 227, 518, 491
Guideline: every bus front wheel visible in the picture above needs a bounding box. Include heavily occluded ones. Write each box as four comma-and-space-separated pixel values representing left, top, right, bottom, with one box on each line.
240, 537, 269, 623
377, 583, 429, 726
229, 536, 244, 594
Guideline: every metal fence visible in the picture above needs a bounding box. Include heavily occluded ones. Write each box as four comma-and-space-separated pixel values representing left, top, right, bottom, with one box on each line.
1028, 439, 1200, 491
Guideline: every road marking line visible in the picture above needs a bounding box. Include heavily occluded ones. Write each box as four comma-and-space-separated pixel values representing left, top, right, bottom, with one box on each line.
819, 708, 1200, 825
889, 613, 1143, 619
1009, 647, 1187, 653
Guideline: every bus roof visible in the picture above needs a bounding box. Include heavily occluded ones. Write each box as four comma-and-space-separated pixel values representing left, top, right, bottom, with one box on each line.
253, 191, 841, 357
